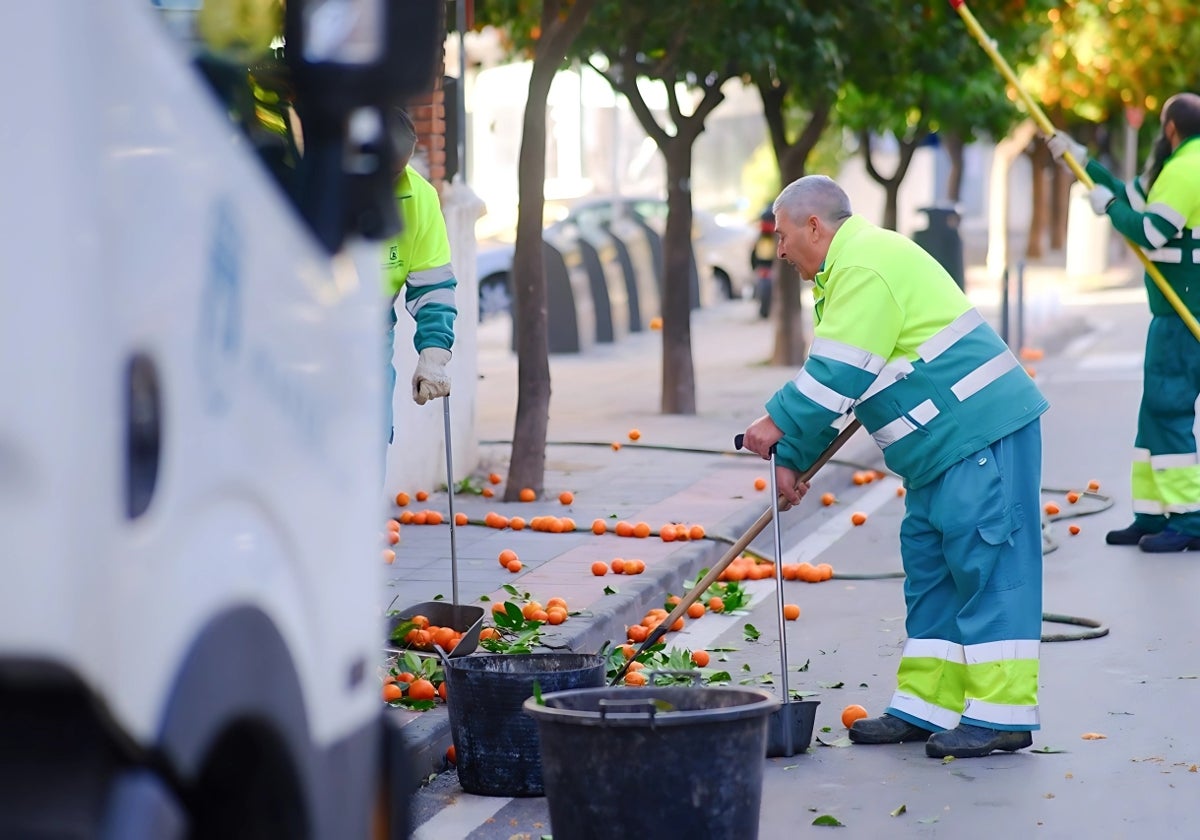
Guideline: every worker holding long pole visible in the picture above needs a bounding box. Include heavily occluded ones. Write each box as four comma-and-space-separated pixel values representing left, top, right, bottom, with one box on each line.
951, 0, 1200, 554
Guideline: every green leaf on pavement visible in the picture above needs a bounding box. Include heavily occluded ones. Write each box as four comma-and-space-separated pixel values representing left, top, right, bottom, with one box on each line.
603, 585, 618, 595
812, 815, 844, 827
744, 624, 761, 641
890, 805, 907, 817
1031, 746, 1067, 754
817, 681, 844, 689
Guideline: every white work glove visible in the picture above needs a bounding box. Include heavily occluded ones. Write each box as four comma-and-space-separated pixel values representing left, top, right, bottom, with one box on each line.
1047, 131, 1087, 166
412, 347, 451, 405
1088, 184, 1116, 216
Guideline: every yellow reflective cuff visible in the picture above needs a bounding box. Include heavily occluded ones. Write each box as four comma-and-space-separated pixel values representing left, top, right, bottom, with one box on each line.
964, 657, 1040, 709
895, 655, 966, 716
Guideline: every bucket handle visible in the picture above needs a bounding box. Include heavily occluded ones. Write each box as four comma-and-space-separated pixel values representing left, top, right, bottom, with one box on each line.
597, 697, 661, 725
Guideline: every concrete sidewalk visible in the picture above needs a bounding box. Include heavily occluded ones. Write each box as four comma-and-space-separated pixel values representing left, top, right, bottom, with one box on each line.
382, 251, 1141, 781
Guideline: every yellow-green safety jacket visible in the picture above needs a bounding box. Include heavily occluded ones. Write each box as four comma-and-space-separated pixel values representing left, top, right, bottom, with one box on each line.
382, 166, 457, 351
766, 215, 1047, 487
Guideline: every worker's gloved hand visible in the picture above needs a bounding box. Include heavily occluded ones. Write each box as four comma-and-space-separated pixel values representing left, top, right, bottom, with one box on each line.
412, 347, 451, 405
1088, 184, 1116, 216
1047, 131, 1087, 166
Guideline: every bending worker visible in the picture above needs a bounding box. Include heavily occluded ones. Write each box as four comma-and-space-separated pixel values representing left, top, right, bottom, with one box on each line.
1050, 93, 1200, 552
741, 175, 1048, 760
382, 108, 457, 448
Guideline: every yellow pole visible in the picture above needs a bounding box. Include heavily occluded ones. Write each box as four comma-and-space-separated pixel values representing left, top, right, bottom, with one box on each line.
950, 0, 1200, 343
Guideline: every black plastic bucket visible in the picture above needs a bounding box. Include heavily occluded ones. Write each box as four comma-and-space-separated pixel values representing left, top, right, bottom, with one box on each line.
524, 686, 781, 839
444, 653, 605, 796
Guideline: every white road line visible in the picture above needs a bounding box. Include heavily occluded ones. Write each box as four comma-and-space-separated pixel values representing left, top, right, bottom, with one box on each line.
412, 794, 510, 840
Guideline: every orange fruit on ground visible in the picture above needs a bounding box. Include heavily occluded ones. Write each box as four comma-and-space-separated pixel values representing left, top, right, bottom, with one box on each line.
688, 524, 706, 540
546, 597, 568, 611
519, 487, 536, 502
852, 471, 868, 486
850, 511, 867, 526
395, 492, 411, 507
591, 560, 609, 576
548, 517, 566, 533
816, 563, 834, 581
412, 511, 428, 525
628, 559, 646, 575
591, 518, 607, 535
687, 602, 706, 619
479, 627, 500, 641
399, 511, 415, 524
691, 650, 711, 668
498, 548, 518, 568
509, 516, 526, 531
632, 521, 651, 538
670, 616, 685, 632
796, 562, 818, 582
783, 604, 801, 621
382, 549, 396, 564
821, 492, 835, 506
491, 602, 509, 616
454, 512, 468, 526
415, 490, 429, 502
488, 472, 502, 485
624, 671, 648, 686
610, 558, 627, 574
481, 487, 494, 498
561, 517, 577, 532
1087, 479, 1101, 491
559, 491, 574, 505
446, 744, 456, 764
425, 510, 443, 525
1045, 502, 1060, 515
506, 559, 522, 573
382, 682, 403, 702
522, 602, 543, 620
754, 477, 767, 491
649, 317, 663, 331
707, 596, 725, 613
546, 608, 567, 625
627, 624, 649, 643
620, 643, 636, 660
628, 429, 641, 441
896, 486, 906, 497
528, 609, 549, 622
387, 518, 401, 531
660, 524, 677, 542
1069, 524, 1081, 535
1066, 491, 1080, 504
841, 704, 869, 728
626, 661, 645, 672
611, 441, 621, 451
614, 520, 634, 537
408, 678, 437, 701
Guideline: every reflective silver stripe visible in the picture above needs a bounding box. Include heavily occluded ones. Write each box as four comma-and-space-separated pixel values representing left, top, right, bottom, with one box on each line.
859, 358, 913, 404
902, 637, 965, 663
810, 337, 886, 374
1126, 180, 1146, 211
888, 691, 961, 730
1144, 217, 1170, 249
961, 698, 1038, 727
964, 639, 1039, 664
406, 287, 457, 316
1149, 453, 1200, 469
1145, 247, 1184, 263
1149, 201, 1186, 230
950, 350, 1017, 401
871, 399, 939, 448
917, 308, 984, 362
794, 370, 857, 415
406, 264, 456, 287
1132, 498, 1166, 514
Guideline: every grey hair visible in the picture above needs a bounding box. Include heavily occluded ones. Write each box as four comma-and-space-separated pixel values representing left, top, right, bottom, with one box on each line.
772, 175, 853, 226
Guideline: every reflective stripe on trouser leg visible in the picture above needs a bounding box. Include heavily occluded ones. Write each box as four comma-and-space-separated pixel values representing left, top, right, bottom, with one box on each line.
1133, 316, 1200, 534
888, 419, 1043, 732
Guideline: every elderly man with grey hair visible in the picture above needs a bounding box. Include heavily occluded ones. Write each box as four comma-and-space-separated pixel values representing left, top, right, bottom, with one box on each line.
741, 175, 1049, 759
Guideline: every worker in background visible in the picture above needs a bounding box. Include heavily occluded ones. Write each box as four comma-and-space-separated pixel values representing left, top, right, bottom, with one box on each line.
1049, 93, 1200, 552
382, 108, 457, 451
742, 175, 1048, 759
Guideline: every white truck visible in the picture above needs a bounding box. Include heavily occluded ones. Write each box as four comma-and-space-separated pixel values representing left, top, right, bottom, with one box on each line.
0, 2, 440, 836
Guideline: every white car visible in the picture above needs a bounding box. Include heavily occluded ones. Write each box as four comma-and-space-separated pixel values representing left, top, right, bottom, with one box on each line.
475, 197, 758, 320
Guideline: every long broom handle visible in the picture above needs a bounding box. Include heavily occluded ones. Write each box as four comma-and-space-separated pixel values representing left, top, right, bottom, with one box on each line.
608, 419, 863, 686
950, 0, 1200, 344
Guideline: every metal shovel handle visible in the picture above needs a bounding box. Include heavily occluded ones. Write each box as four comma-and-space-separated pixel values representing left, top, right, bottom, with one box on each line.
608, 419, 862, 686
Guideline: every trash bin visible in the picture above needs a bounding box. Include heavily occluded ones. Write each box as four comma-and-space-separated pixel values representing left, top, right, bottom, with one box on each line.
913, 206, 965, 289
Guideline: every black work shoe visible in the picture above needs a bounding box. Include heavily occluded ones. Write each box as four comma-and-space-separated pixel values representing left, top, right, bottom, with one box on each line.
1138, 528, 1200, 553
925, 723, 1032, 758
848, 714, 931, 745
1106, 523, 1158, 545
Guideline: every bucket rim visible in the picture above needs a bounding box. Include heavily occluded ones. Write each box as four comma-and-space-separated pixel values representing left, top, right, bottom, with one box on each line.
445, 651, 607, 672
524, 685, 782, 728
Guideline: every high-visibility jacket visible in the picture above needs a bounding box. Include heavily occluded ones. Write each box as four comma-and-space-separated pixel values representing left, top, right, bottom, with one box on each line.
1087, 136, 1200, 318
382, 166, 457, 352
766, 215, 1047, 487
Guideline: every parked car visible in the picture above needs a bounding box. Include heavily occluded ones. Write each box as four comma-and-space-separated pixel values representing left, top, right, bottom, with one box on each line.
475, 197, 758, 321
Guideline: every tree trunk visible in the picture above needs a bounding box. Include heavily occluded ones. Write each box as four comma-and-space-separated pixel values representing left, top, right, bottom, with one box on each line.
504, 0, 596, 500
1050, 162, 1068, 251
1026, 144, 1048, 260
943, 133, 965, 204
860, 129, 924, 231
660, 143, 697, 415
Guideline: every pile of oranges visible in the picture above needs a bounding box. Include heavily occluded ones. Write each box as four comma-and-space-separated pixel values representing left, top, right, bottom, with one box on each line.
395, 614, 468, 655
716, 555, 775, 582
381, 673, 444, 704
781, 561, 835, 583
589, 557, 646, 576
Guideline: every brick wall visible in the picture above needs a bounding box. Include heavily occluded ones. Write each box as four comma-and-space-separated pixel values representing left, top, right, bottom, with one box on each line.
408, 79, 447, 187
